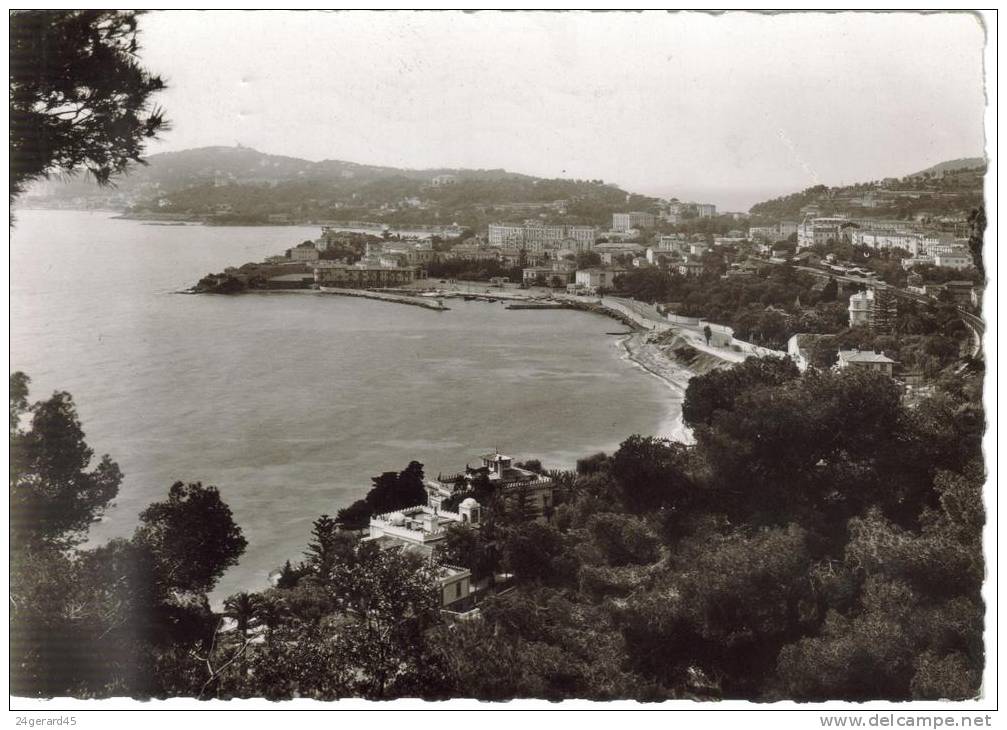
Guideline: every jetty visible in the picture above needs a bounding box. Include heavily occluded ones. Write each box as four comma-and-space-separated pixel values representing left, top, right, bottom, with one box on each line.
317, 287, 449, 311
505, 302, 576, 311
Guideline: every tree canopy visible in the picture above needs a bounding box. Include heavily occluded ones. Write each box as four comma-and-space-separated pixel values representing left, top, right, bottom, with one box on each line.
10, 10, 166, 199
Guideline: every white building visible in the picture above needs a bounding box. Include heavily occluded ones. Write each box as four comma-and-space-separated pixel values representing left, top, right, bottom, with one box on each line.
612, 212, 656, 232
575, 267, 623, 292
933, 251, 974, 270
426, 451, 555, 519
487, 223, 596, 252
836, 349, 896, 376
848, 289, 875, 327
850, 229, 924, 255
289, 241, 320, 262
798, 217, 851, 249
748, 226, 779, 241
365, 500, 480, 610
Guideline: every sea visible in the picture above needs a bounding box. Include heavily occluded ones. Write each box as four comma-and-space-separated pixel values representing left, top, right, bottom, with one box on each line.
10, 209, 676, 603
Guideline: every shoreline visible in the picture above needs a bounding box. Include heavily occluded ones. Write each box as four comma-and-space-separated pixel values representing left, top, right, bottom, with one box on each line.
616, 331, 697, 445
187, 283, 737, 446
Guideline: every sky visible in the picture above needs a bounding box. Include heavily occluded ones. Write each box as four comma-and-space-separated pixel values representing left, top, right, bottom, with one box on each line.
137, 10, 987, 211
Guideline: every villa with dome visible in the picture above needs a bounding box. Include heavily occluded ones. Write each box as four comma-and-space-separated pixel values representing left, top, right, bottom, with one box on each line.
362, 450, 552, 611
425, 451, 555, 518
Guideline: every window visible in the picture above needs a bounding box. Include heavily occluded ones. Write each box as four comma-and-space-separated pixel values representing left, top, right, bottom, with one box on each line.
455, 583, 462, 599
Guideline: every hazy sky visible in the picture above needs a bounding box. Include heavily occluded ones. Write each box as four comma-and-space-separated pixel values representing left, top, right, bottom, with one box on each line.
138, 10, 987, 211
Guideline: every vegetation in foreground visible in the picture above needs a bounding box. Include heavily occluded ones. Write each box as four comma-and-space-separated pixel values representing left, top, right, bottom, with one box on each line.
9, 355, 984, 701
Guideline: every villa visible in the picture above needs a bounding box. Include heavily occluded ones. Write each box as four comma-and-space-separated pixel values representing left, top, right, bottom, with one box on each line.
362, 450, 550, 613
836, 349, 896, 376
426, 451, 555, 519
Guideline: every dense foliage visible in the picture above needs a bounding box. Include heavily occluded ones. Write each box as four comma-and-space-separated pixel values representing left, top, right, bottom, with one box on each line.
617, 264, 849, 349
10, 11, 166, 199
10, 357, 985, 700
335, 460, 428, 529
10, 374, 245, 697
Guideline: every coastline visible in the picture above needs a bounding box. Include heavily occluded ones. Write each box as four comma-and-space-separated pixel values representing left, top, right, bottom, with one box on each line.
188, 282, 737, 446
617, 331, 696, 445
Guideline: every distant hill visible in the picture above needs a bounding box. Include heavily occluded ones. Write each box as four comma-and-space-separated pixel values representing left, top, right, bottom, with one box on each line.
907, 157, 986, 179
21, 146, 653, 228
22, 145, 537, 202
748, 158, 985, 222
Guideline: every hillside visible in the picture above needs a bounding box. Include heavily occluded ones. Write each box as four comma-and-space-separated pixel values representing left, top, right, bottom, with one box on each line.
748, 158, 985, 222
20, 146, 651, 228
908, 157, 986, 179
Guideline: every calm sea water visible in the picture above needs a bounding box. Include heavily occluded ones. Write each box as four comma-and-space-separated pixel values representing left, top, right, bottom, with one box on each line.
10, 210, 674, 602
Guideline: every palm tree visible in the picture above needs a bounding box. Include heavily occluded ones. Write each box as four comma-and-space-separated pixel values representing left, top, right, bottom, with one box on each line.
253, 591, 289, 640
223, 591, 260, 640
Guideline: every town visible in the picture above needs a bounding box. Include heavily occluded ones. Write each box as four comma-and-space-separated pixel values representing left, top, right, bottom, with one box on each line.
193, 159, 984, 398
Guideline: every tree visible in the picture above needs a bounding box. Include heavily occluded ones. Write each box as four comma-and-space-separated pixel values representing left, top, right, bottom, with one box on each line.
328, 543, 444, 698
363, 462, 428, 516
335, 499, 371, 530
682, 356, 799, 428
396, 460, 428, 506
967, 206, 985, 274
10, 11, 167, 200
870, 287, 899, 334
10, 372, 122, 549
820, 277, 838, 303
617, 524, 815, 697
502, 521, 565, 582
223, 592, 260, 640
436, 523, 500, 582
303, 514, 356, 581
609, 435, 694, 514
135, 481, 247, 595
585, 512, 662, 567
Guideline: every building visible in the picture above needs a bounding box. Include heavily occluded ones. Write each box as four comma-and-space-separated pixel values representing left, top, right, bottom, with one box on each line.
933, 251, 974, 270
289, 241, 320, 262
902, 256, 935, 270
656, 234, 688, 253
366, 450, 552, 611
792, 250, 823, 266
677, 260, 706, 277
836, 349, 896, 376
425, 451, 555, 519
522, 261, 576, 286
695, 203, 716, 218
778, 221, 799, 238
430, 174, 459, 187
487, 223, 597, 252
448, 241, 500, 262
575, 267, 623, 292
944, 281, 977, 307
848, 289, 875, 327
850, 229, 924, 255
748, 226, 779, 241
798, 217, 852, 249
848, 287, 898, 330
364, 500, 480, 610
314, 263, 416, 288
612, 212, 656, 232
367, 499, 482, 550
593, 242, 646, 257
265, 272, 316, 289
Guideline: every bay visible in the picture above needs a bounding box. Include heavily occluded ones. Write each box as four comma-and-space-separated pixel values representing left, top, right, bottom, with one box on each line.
10, 209, 675, 602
